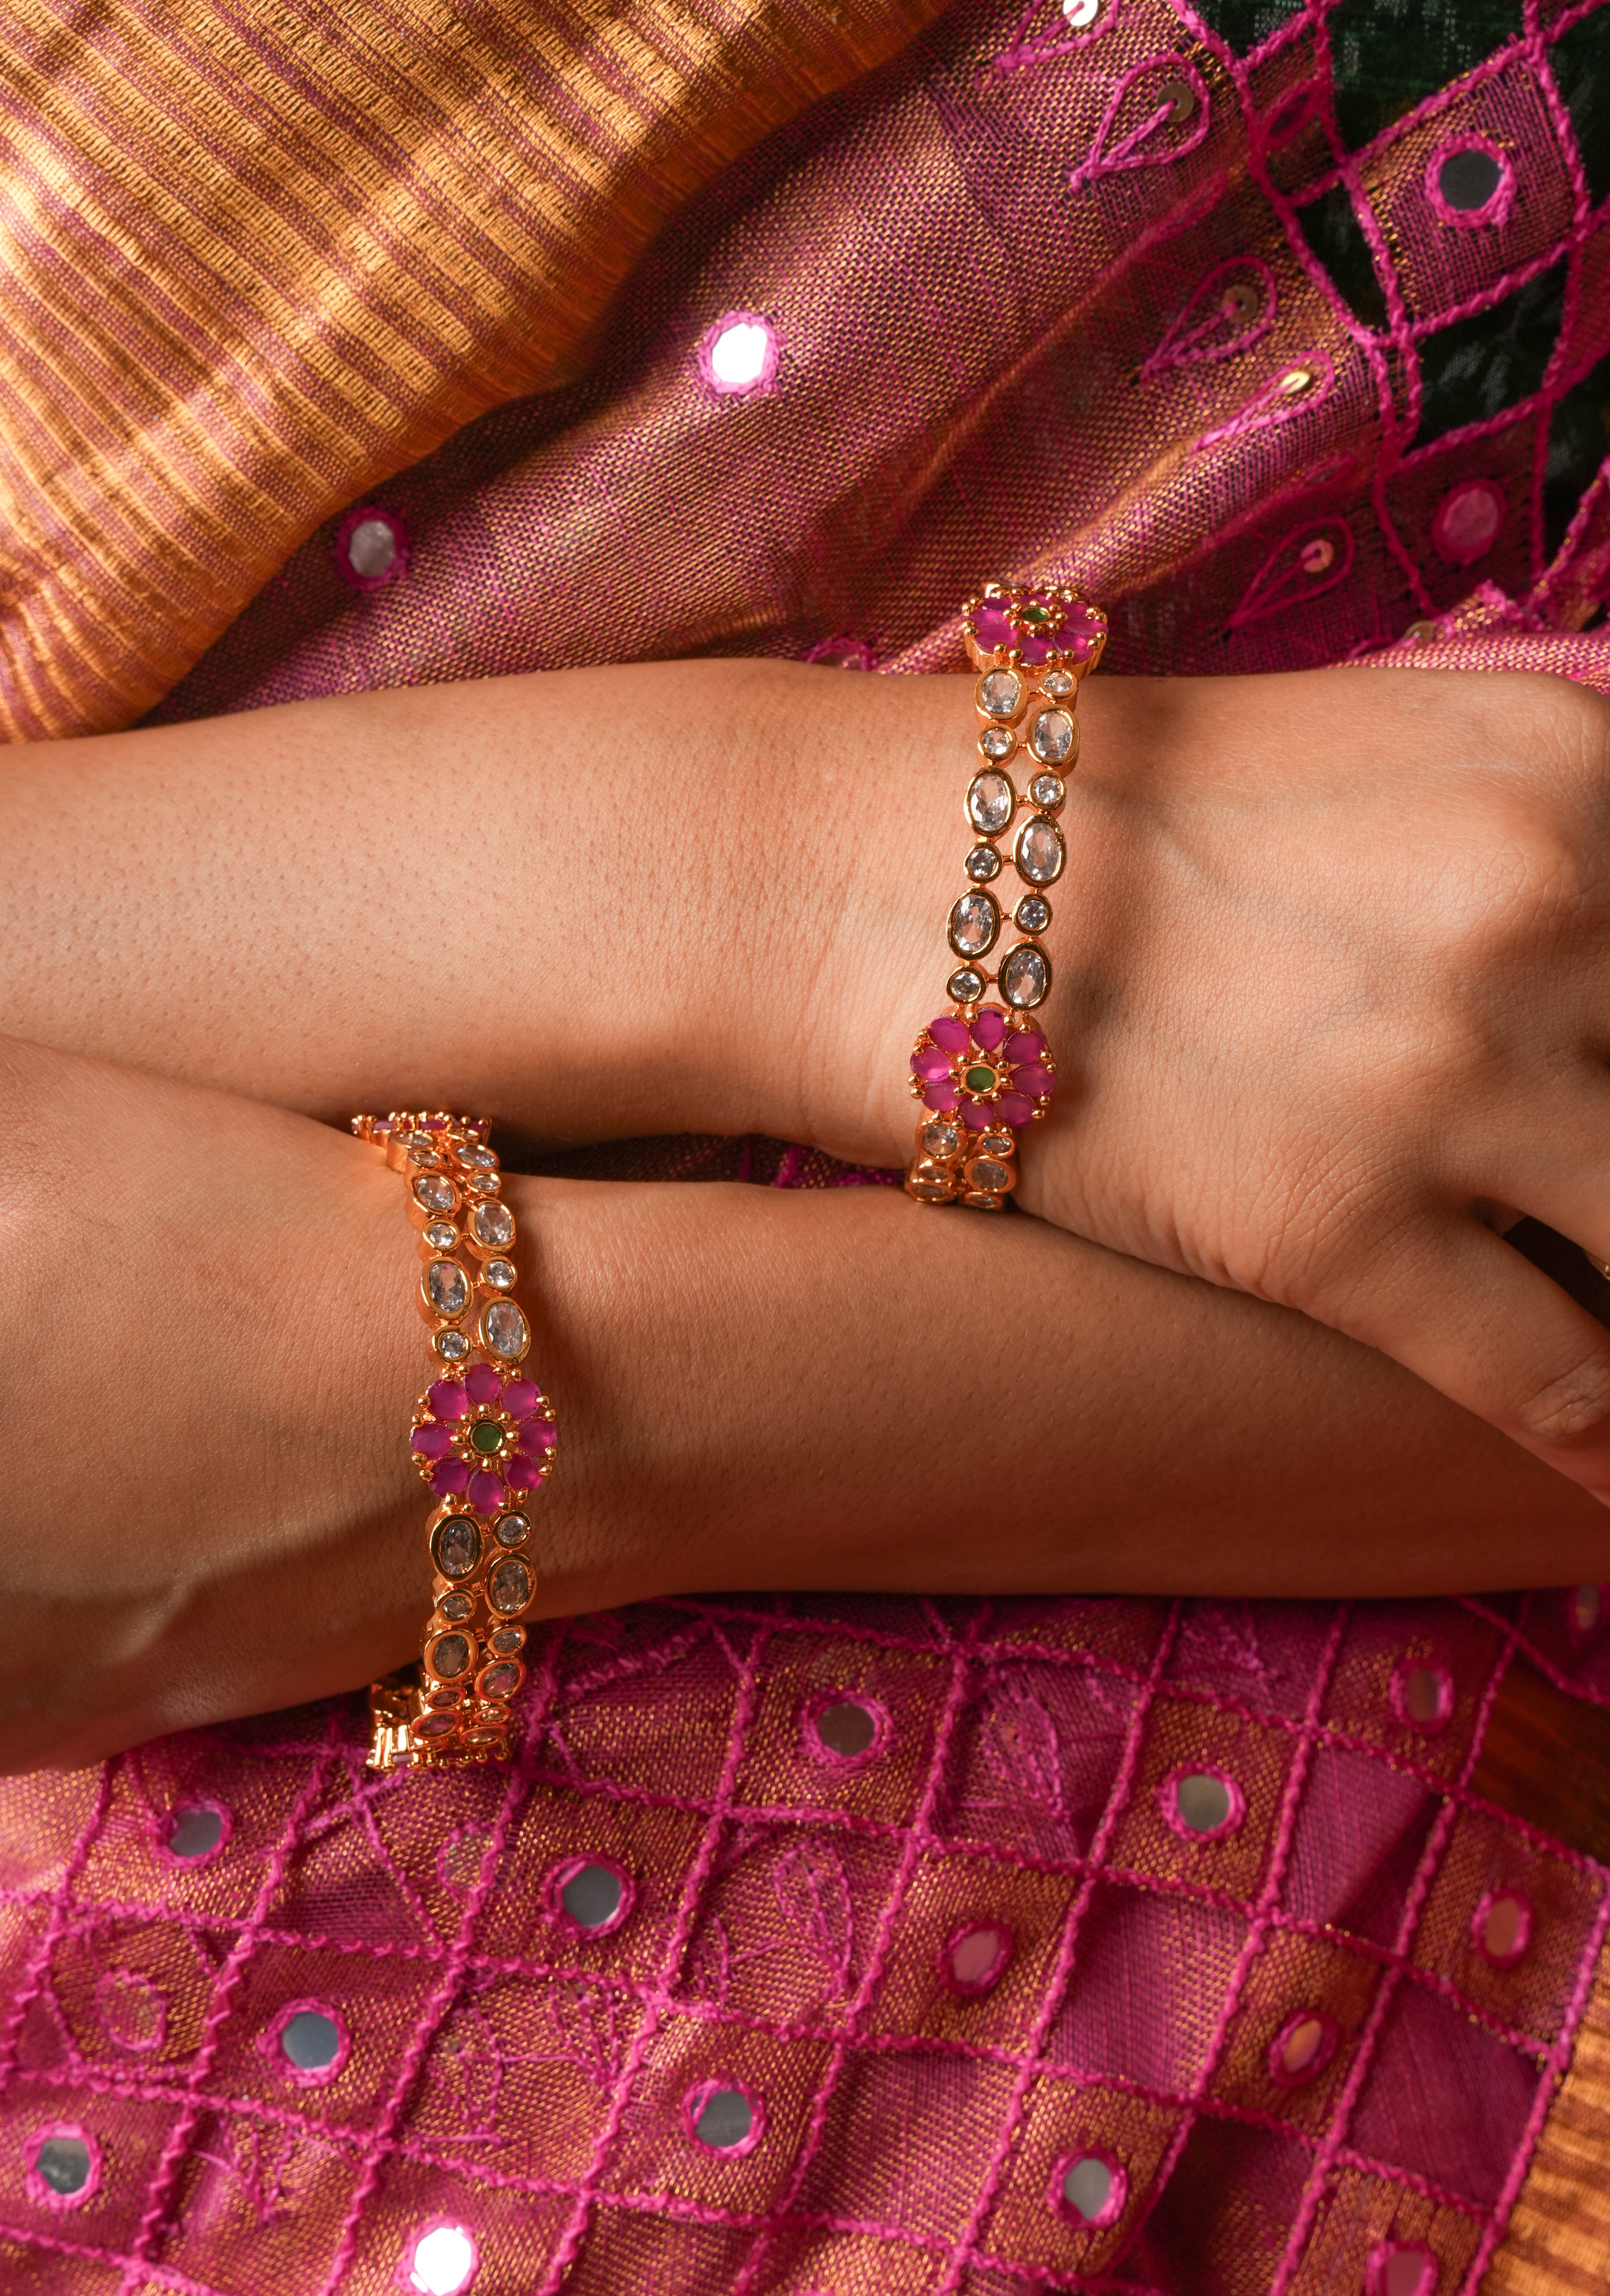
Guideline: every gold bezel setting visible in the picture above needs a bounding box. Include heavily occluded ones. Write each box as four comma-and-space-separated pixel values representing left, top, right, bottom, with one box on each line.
905, 581, 1105, 1208
354, 1112, 553, 1771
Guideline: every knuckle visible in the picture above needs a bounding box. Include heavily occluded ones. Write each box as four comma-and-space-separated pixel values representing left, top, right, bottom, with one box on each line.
1514, 1354, 1610, 1448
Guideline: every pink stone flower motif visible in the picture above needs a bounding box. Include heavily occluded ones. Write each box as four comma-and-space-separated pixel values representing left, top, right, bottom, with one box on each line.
971, 590, 1107, 665
910, 1008, 1058, 1130
410, 1361, 558, 1514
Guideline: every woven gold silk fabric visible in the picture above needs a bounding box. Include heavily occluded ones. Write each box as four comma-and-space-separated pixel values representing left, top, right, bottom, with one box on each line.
1481, 1947, 1610, 2295
0, 0, 941, 743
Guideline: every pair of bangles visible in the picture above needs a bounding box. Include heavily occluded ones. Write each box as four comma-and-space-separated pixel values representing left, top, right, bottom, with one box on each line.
360, 578, 1105, 1773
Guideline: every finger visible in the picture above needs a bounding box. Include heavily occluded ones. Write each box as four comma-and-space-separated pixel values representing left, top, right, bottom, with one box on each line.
1336, 1214, 1610, 1505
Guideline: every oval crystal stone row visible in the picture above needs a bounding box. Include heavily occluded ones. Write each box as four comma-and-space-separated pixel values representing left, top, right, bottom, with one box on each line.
488, 1556, 533, 1615
967, 770, 1015, 836
1000, 943, 1051, 1009
1015, 817, 1066, 886
978, 669, 1023, 721
414, 1173, 456, 1214
422, 1259, 471, 1319
1029, 707, 1075, 765
472, 1200, 514, 1249
431, 1516, 482, 1579
947, 889, 1000, 960
482, 1299, 530, 1361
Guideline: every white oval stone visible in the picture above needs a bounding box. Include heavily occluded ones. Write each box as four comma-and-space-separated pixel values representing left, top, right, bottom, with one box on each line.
414, 1174, 456, 1213
979, 669, 1023, 720
424, 1260, 470, 1318
472, 1201, 514, 1248
427, 1631, 472, 1680
1030, 707, 1074, 763
948, 890, 1000, 958
1001, 944, 1050, 1008
483, 1300, 530, 1360
922, 1121, 961, 1156
1043, 667, 1074, 696
488, 1556, 533, 1614
967, 770, 1015, 835
432, 1518, 481, 1579
1015, 817, 1066, 886
970, 1158, 1013, 1191
458, 1146, 497, 1168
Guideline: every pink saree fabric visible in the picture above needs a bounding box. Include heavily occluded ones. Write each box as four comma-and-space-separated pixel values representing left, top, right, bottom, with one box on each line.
4, 2, 1610, 2291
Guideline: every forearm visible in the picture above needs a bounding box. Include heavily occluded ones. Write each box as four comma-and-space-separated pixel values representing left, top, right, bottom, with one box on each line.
541, 1177, 1604, 1611
8, 1030, 1596, 1773
0, 659, 950, 1153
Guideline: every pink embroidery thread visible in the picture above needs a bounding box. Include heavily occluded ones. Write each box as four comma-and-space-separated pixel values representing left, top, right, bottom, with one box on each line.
1067, 55, 1211, 195
800, 1690, 891, 1771
544, 1855, 636, 1942
1048, 2143, 1128, 2230
1158, 1763, 1248, 1844
260, 1998, 352, 2090
681, 2075, 767, 2157
24, 2123, 102, 2214
1423, 134, 1518, 230
940, 1918, 1014, 1998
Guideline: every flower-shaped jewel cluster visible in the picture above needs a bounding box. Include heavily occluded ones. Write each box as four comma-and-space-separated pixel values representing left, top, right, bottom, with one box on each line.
967, 586, 1108, 668
910, 1007, 1057, 1130
410, 1361, 558, 1515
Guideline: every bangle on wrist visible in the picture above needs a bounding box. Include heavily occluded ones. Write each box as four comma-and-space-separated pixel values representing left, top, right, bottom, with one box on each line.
905, 581, 1107, 1208
352, 1112, 557, 1771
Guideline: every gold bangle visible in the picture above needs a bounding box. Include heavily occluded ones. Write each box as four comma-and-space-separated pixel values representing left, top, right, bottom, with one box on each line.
905, 581, 1107, 1208
352, 1111, 555, 1772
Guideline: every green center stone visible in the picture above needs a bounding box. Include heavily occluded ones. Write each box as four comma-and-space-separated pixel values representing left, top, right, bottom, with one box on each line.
469, 1419, 504, 1455
964, 1064, 997, 1094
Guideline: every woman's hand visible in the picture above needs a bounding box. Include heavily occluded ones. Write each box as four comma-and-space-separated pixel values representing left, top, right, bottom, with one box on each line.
985, 667, 1610, 1510
3, 1034, 1606, 1773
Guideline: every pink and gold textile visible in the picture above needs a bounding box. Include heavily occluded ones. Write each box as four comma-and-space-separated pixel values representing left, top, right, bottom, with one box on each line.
3, 0, 1610, 2289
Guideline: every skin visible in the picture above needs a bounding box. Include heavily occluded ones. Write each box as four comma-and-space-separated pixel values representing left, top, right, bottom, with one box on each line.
2, 1036, 1602, 1776
6, 658, 1610, 1492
